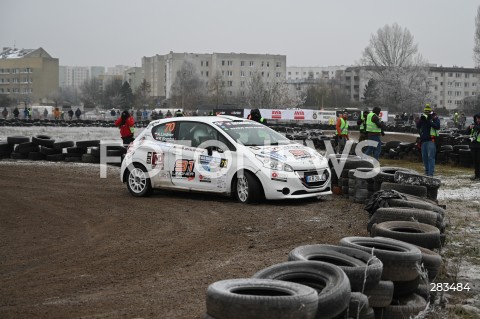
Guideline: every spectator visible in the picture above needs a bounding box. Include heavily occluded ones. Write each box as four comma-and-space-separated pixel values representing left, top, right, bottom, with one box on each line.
2, 107, 8, 119
466, 113, 480, 180
166, 110, 172, 118
365, 106, 386, 160
110, 109, 116, 117
247, 108, 267, 125
54, 107, 61, 120
416, 104, 440, 177
75, 108, 81, 120
158, 110, 164, 119
459, 112, 467, 130
43, 108, 48, 119
68, 109, 74, 121
174, 109, 184, 117
13, 107, 19, 119
357, 108, 369, 142
335, 110, 349, 153
114, 110, 135, 145
23, 107, 28, 119
27, 108, 32, 120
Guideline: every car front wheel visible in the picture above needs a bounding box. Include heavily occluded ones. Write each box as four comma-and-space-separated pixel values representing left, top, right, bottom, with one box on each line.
127, 164, 153, 197
235, 171, 261, 203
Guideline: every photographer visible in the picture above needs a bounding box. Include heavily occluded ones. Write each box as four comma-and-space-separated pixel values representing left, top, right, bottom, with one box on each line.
114, 110, 135, 145
416, 104, 440, 176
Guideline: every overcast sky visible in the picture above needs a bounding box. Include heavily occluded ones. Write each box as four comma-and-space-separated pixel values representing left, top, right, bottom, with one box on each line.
1, 0, 479, 68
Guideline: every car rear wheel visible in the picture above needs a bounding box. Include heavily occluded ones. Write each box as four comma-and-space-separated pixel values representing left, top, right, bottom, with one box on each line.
127, 164, 152, 197
235, 171, 261, 203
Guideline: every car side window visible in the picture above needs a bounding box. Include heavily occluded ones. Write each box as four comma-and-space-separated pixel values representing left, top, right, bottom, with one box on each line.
152, 122, 176, 142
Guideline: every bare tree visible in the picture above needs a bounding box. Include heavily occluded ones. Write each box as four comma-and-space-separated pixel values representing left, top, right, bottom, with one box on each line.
79, 78, 102, 109
171, 61, 205, 110
474, 5, 480, 66
361, 23, 430, 111
134, 79, 152, 109
246, 71, 267, 108
208, 71, 226, 108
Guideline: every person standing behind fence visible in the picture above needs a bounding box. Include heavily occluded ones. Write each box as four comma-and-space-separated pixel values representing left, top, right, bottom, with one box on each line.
43, 108, 48, 119
75, 108, 81, 120
335, 110, 349, 153
365, 106, 386, 160
115, 110, 135, 145
416, 104, 440, 177
357, 108, 369, 142
2, 107, 8, 119
13, 107, 19, 119
68, 109, 74, 120
467, 112, 480, 180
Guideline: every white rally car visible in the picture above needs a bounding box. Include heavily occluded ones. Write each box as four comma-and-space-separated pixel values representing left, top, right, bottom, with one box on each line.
120, 116, 331, 203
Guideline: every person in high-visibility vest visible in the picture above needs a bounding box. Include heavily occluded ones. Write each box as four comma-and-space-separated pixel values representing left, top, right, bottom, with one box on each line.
365, 106, 386, 160
357, 108, 370, 142
467, 112, 480, 180
247, 109, 267, 125
453, 111, 459, 127
416, 104, 440, 177
335, 110, 349, 153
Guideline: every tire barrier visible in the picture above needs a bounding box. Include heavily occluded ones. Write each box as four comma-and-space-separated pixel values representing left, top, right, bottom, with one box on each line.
287, 244, 383, 292
253, 261, 351, 319
371, 221, 442, 250
1, 135, 125, 165
205, 278, 319, 319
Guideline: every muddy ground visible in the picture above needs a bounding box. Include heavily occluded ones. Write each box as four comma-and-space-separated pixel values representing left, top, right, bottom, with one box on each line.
0, 161, 371, 319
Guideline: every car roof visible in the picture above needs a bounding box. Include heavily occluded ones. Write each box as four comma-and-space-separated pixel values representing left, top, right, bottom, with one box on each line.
148, 115, 248, 126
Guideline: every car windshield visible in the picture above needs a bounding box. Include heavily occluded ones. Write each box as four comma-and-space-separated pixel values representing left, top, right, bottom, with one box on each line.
214, 121, 292, 146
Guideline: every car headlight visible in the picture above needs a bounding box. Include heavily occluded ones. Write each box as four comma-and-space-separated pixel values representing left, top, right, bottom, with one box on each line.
255, 155, 294, 172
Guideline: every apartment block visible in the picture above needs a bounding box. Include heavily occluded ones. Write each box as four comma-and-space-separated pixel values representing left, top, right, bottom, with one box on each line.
287, 66, 348, 81
0, 47, 59, 105
142, 51, 287, 101
59, 65, 105, 90
344, 65, 480, 110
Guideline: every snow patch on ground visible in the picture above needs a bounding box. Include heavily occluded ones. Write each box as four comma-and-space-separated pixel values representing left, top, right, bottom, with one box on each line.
437, 174, 480, 201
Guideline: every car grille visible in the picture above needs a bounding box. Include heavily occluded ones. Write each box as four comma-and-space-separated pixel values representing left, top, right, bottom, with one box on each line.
296, 169, 330, 188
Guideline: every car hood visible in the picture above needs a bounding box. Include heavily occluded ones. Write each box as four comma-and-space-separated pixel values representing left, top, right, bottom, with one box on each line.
246, 144, 327, 170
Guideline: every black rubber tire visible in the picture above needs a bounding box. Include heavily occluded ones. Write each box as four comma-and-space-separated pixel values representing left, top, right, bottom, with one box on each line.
413, 245, 443, 281
40, 146, 63, 156
28, 152, 46, 161
76, 140, 100, 147
373, 293, 427, 319
363, 280, 394, 308
206, 278, 319, 319
386, 198, 445, 218
355, 179, 374, 191
90, 147, 100, 157
53, 140, 75, 149
380, 182, 427, 198
10, 152, 27, 159
126, 163, 153, 197
7, 136, 30, 144
0, 142, 14, 152
339, 236, 422, 281
46, 154, 65, 161
107, 149, 123, 157
371, 221, 441, 250
234, 171, 262, 204
392, 275, 422, 298
373, 167, 417, 184
64, 156, 82, 162
32, 135, 55, 147
82, 154, 100, 163
287, 244, 383, 291
347, 292, 374, 319
394, 171, 441, 189
16, 142, 40, 155
355, 188, 370, 200
367, 207, 440, 232
66, 146, 88, 154
252, 261, 350, 319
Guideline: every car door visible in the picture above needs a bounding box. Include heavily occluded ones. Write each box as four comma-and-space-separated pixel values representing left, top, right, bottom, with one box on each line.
148, 121, 177, 187
169, 121, 233, 192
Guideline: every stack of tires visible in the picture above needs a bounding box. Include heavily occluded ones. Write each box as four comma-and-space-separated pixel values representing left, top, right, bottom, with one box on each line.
352, 168, 376, 204
2, 135, 125, 165
372, 167, 417, 193
339, 237, 433, 319
328, 154, 373, 198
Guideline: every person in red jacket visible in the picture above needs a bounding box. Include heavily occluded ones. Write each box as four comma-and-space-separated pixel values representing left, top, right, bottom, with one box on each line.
115, 110, 135, 144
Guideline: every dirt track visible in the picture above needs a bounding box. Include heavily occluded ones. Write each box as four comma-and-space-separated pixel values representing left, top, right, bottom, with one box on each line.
0, 161, 369, 319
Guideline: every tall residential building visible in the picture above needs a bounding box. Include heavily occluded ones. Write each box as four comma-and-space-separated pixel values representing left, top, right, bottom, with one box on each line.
59, 65, 105, 91
106, 65, 132, 76
142, 51, 287, 102
0, 47, 59, 105
343, 65, 480, 110
124, 66, 143, 92
287, 66, 348, 81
